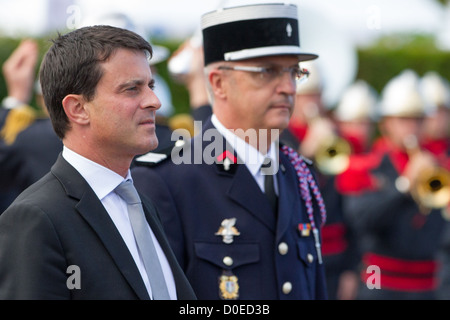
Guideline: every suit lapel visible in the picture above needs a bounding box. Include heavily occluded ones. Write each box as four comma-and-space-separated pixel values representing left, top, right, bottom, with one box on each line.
225, 149, 304, 238
276, 153, 303, 241
226, 164, 277, 233
203, 120, 277, 233
51, 155, 150, 300
76, 192, 150, 299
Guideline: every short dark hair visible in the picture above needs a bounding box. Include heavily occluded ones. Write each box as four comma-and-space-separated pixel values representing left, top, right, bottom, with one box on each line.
39, 25, 153, 139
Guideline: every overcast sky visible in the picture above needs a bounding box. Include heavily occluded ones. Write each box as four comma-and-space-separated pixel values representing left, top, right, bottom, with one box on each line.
1, 0, 448, 107
0, 0, 448, 45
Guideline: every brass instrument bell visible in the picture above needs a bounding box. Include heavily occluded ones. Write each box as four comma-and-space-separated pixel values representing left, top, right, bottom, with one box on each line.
314, 136, 351, 175
414, 166, 450, 210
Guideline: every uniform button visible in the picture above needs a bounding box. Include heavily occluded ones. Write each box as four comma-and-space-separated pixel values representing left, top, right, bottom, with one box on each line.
307, 253, 314, 263
282, 282, 292, 294
278, 242, 288, 255
223, 256, 233, 266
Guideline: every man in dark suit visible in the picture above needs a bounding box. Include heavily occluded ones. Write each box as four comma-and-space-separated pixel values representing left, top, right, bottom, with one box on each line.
0, 25, 196, 300
132, 3, 327, 300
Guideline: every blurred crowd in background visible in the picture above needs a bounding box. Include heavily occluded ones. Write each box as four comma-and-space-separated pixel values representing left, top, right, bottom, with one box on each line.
0, 0, 449, 300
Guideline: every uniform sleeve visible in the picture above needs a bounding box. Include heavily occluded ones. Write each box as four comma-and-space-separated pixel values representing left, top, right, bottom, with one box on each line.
0, 138, 22, 190
0, 203, 70, 299
341, 171, 414, 234
336, 152, 415, 233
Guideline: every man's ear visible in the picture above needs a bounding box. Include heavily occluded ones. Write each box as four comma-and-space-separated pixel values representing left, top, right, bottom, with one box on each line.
209, 69, 227, 100
62, 94, 90, 125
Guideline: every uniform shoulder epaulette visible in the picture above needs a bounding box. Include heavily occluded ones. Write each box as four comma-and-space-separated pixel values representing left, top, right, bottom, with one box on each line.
135, 151, 169, 167
134, 139, 189, 167
0, 105, 36, 145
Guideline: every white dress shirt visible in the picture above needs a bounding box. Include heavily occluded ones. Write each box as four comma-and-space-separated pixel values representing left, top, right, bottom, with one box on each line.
62, 146, 177, 299
211, 114, 279, 195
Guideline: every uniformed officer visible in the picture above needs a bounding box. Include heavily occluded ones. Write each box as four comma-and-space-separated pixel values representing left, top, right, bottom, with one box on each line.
0, 40, 63, 213
0, 81, 63, 213
132, 3, 327, 300
337, 69, 449, 299
419, 71, 450, 299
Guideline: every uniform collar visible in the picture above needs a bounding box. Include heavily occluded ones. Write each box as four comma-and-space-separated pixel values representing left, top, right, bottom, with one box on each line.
211, 114, 277, 176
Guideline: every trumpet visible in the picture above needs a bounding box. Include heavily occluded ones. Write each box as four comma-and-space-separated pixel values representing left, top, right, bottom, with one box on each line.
298, 104, 351, 175
403, 135, 450, 211
314, 135, 352, 175
415, 166, 450, 210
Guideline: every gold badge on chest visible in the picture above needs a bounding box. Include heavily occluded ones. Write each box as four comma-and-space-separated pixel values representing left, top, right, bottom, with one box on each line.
219, 271, 239, 300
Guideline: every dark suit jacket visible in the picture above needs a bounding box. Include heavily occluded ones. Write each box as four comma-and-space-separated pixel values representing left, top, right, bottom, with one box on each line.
132, 120, 328, 300
0, 154, 196, 300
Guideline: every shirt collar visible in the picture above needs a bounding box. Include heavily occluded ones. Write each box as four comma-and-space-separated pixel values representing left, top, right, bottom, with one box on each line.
211, 114, 277, 176
62, 146, 131, 200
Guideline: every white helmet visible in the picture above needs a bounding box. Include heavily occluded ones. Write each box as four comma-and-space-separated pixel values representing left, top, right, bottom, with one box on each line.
79, 12, 169, 65
419, 71, 450, 114
378, 69, 425, 118
334, 80, 378, 122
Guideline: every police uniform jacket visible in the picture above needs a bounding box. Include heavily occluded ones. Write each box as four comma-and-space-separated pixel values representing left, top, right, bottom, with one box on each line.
132, 120, 328, 300
0, 115, 62, 193
0, 110, 63, 212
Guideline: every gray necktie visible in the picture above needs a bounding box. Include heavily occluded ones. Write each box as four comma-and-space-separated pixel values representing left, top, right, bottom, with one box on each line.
115, 179, 170, 300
